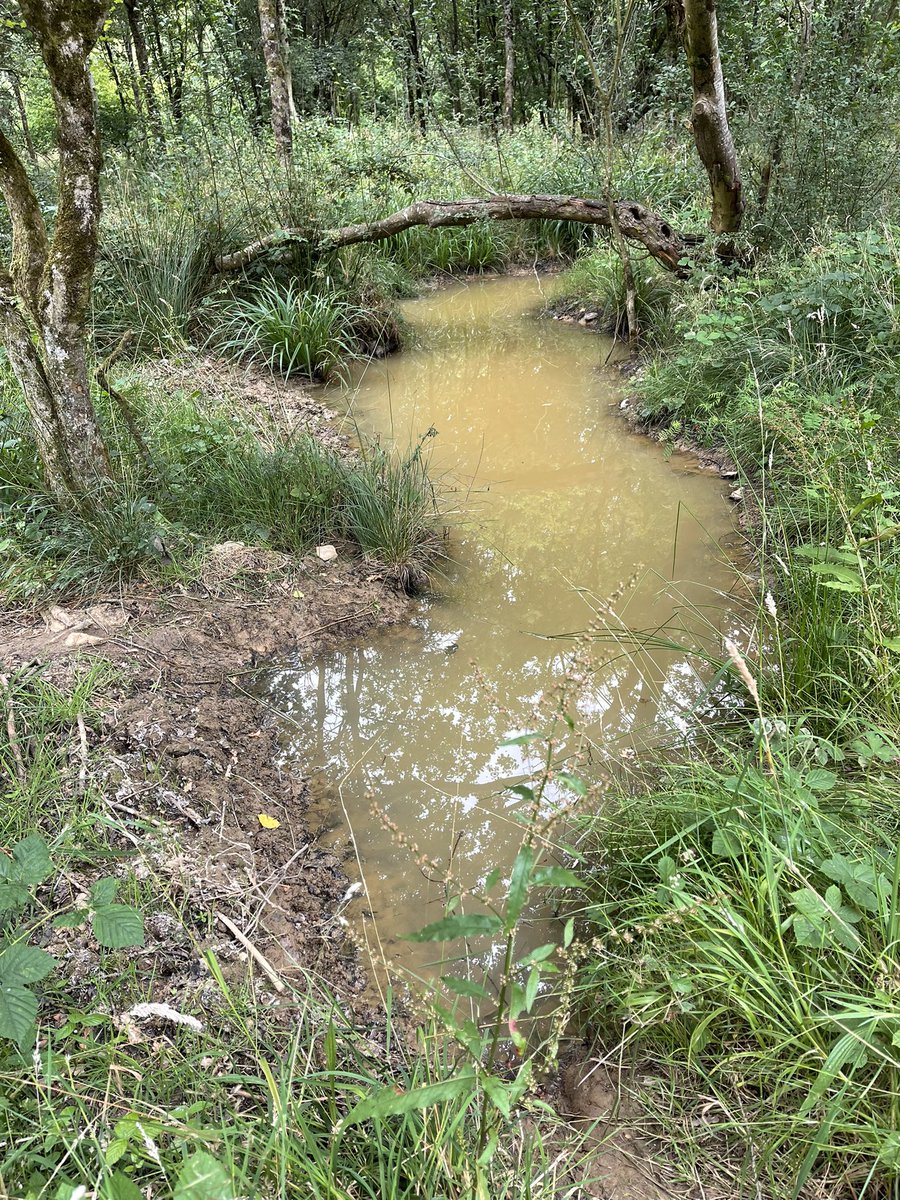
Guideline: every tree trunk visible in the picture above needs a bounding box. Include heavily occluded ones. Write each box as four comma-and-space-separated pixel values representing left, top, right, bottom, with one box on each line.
0, 1, 113, 500
215, 194, 697, 275
502, 0, 514, 131
5, 71, 37, 164
122, 0, 165, 144
683, 0, 743, 233
257, 0, 296, 164
406, 0, 427, 134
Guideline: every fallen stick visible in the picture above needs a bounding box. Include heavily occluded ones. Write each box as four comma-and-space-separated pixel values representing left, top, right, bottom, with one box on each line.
0, 674, 27, 786
215, 911, 286, 993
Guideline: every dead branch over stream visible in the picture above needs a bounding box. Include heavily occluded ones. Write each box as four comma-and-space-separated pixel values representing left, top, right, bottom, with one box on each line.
214, 193, 700, 274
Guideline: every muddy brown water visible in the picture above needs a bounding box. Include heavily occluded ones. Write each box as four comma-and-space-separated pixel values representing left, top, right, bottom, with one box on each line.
264, 276, 737, 985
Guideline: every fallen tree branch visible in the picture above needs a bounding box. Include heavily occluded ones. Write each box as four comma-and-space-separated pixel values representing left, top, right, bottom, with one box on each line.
214, 193, 700, 275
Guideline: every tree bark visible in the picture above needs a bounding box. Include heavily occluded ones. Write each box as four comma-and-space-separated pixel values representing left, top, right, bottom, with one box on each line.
214, 194, 696, 275
122, 0, 165, 144
683, 0, 743, 233
5, 71, 37, 164
0, 0, 113, 499
502, 0, 515, 131
257, 0, 296, 163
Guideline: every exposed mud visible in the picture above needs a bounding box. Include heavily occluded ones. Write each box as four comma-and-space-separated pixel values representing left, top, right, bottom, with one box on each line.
2, 546, 409, 1017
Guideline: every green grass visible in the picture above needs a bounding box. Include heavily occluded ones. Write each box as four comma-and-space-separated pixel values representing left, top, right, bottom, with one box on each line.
551, 245, 681, 343
0, 665, 574, 1200
570, 223, 900, 1196
0, 375, 444, 601
0, 662, 114, 850
215, 278, 370, 381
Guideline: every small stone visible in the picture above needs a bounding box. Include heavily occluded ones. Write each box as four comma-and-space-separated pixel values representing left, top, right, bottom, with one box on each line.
583, 311, 598, 322
729, 488, 744, 502
65, 631, 104, 647
315, 544, 338, 562
720, 468, 738, 479
619, 398, 630, 410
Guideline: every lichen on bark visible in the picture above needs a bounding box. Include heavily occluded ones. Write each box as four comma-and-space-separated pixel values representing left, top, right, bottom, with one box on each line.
0, 0, 113, 499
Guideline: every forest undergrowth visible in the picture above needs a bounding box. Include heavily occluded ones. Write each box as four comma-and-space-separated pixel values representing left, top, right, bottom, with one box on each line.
1, 104, 899, 1199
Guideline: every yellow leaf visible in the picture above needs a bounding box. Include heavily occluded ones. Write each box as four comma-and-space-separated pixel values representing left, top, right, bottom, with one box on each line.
257, 813, 281, 830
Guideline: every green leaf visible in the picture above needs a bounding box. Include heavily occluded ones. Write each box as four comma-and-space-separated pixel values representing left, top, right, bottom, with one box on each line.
525, 966, 541, 1012
506, 845, 535, 926
555, 771, 587, 796
173, 1151, 234, 1200
805, 769, 838, 793
0, 882, 33, 913
848, 494, 882, 520
403, 914, 503, 943
483, 868, 503, 892
805, 562, 862, 585
878, 1133, 900, 1170
441, 975, 490, 1001
0, 983, 38, 1045
92, 905, 145, 949
518, 943, 557, 968
819, 854, 885, 912
0, 945, 55, 986
91, 877, 119, 906
105, 1171, 145, 1200
53, 911, 86, 930
12, 836, 52, 886
530, 866, 584, 889
657, 855, 677, 884
790, 885, 861, 951
499, 732, 544, 747
482, 1074, 512, 1119
563, 917, 575, 948
711, 828, 742, 858
341, 1068, 476, 1128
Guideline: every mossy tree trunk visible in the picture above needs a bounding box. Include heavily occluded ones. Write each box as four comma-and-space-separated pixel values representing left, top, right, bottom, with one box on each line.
502, 0, 515, 131
0, 0, 113, 501
257, 0, 296, 164
683, 0, 743, 233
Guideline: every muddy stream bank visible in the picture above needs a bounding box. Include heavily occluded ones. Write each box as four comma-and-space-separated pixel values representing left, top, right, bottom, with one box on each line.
262, 275, 739, 983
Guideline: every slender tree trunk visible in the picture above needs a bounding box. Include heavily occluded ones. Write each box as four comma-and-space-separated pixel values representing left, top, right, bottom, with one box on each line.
407, 0, 427, 134
257, 0, 296, 163
0, 1, 113, 500
683, 0, 743, 233
5, 72, 37, 164
102, 42, 131, 127
123, 0, 165, 143
502, 0, 514, 131
758, 0, 812, 214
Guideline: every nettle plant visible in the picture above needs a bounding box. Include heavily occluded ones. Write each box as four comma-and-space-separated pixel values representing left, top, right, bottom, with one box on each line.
344, 724, 589, 1165
0, 834, 144, 1047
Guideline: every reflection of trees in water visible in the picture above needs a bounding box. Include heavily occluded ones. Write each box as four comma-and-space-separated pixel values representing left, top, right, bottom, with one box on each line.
265, 610, 712, 879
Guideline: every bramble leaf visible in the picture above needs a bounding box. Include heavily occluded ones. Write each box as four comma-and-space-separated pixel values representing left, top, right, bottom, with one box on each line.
0, 944, 54, 986
92, 905, 145, 949
404, 914, 503, 942
12, 836, 52, 886
341, 1068, 476, 1127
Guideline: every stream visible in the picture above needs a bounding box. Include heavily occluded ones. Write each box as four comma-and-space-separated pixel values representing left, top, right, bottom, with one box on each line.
264, 275, 737, 982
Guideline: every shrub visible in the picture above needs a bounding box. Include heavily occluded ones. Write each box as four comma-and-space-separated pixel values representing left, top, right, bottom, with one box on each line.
553, 246, 680, 343
216, 278, 368, 380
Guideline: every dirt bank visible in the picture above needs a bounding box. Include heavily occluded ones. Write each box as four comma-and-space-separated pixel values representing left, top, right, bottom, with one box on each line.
1, 350, 419, 1017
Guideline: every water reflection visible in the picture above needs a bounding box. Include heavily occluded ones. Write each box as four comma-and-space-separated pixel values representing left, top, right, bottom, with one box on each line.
264, 276, 736, 973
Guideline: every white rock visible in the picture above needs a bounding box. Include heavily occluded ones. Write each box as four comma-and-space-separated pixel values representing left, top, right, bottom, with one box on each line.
315, 544, 338, 562
729, 488, 744, 502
